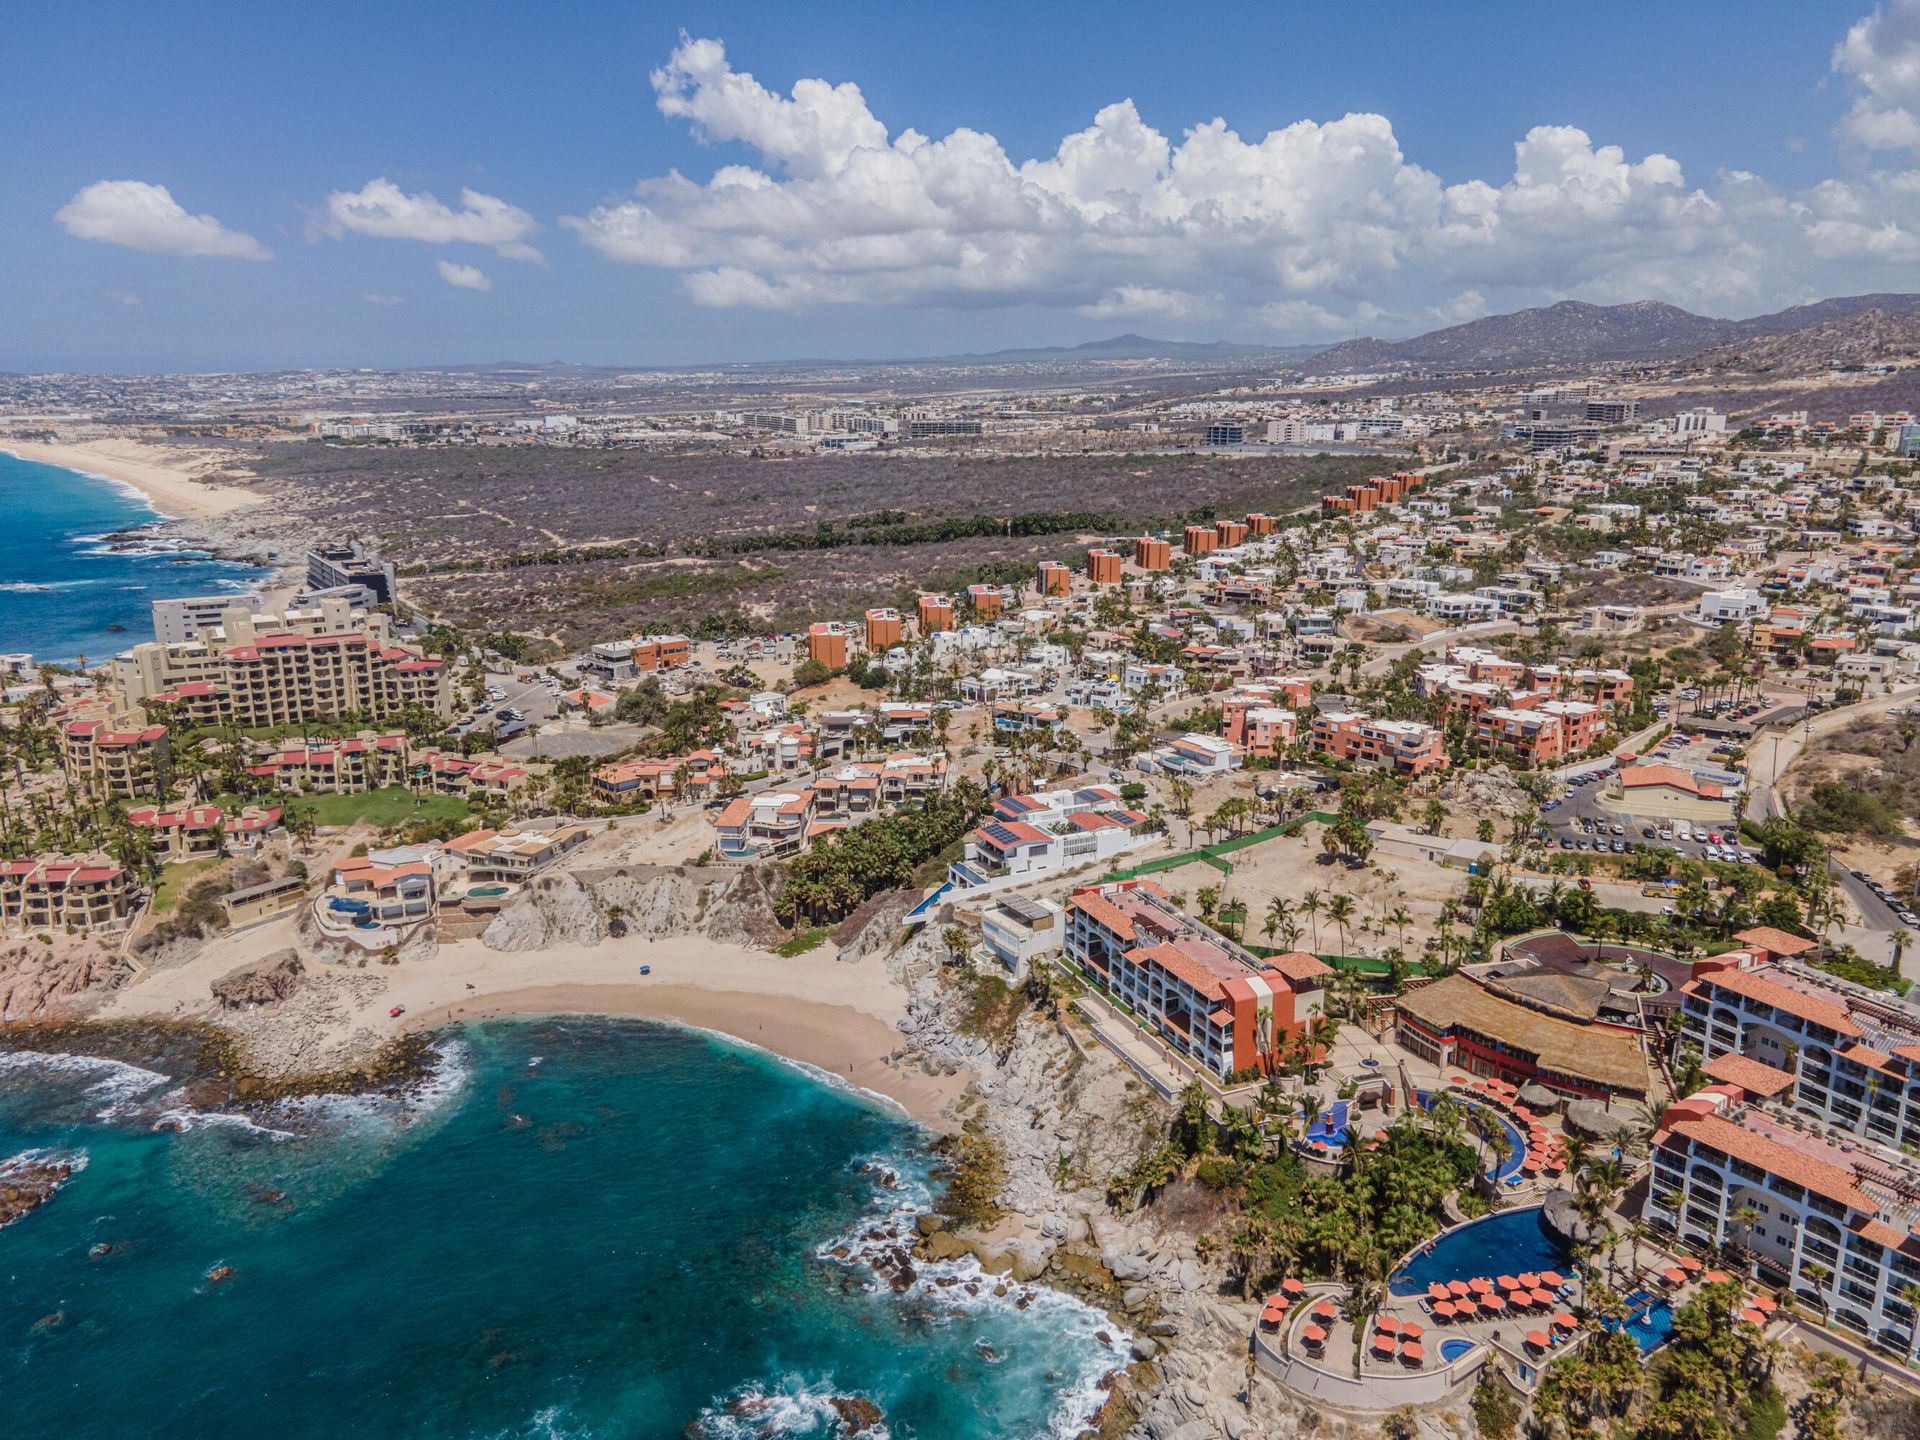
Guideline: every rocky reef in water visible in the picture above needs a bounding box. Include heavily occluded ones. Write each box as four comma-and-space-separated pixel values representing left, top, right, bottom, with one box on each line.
0, 1153, 79, 1230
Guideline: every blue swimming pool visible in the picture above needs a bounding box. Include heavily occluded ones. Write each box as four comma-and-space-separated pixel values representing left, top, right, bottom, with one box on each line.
1419, 1090, 1529, 1183
1439, 1338, 1475, 1363
1604, 1291, 1675, 1354
1389, 1207, 1573, 1297
1305, 1100, 1351, 1148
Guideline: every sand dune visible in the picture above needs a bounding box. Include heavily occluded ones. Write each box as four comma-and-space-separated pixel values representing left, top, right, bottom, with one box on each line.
4, 438, 263, 520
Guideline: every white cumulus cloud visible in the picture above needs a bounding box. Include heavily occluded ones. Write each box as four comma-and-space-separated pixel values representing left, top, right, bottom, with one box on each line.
436, 260, 492, 291
55, 180, 271, 260
1835, 0, 1920, 149
322, 178, 542, 260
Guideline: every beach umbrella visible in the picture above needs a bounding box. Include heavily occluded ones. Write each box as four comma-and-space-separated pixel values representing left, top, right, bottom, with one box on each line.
1372, 1333, 1396, 1356
1538, 1270, 1565, 1288
1702, 1270, 1731, 1286
1469, 1277, 1493, 1294
1739, 1308, 1766, 1326
1447, 1279, 1471, 1297
1312, 1299, 1336, 1319
1453, 1297, 1477, 1318
1661, 1267, 1686, 1286
1433, 1301, 1456, 1321
1517, 1272, 1540, 1289
1302, 1324, 1326, 1343
1427, 1282, 1450, 1302
1522, 1159, 1543, 1174
1480, 1292, 1506, 1312
1496, 1275, 1519, 1291
1375, 1314, 1401, 1334
1282, 1277, 1306, 1295
1260, 1307, 1284, 1326
1552, 1311, 1577, 1330
1677, 1255, 1702, 1273
1400, 1341, 1424, 1365
1525, 1330, 1550, 1350
1400, 1321, 1424, 1340
1751, 1294, 1777, 1313
1530, 1288, 1555, 1307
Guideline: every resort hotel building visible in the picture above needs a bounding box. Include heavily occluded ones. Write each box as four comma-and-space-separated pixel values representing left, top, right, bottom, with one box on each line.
1063, 880, 1332, 1079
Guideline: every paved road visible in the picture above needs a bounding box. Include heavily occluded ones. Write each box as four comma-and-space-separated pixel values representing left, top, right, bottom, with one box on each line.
1743, 685, 1920, 822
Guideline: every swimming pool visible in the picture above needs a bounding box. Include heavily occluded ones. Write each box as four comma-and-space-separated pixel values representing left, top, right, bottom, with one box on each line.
1439, 1338, 1475, 1363
1305, 1100, 1351, 1148
1388, 1207, 1573, 1297
1420, 1091, 1529, 1183
1604, 1291, 1675, 1354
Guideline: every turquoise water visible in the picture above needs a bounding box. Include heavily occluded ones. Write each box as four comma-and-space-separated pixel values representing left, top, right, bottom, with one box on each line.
1605, 1290, 1676, 1354
1388, 1208, 1571, 1297
0, 448, 269, 664
1418, 1091, 1529, 1183
0, 1018, 1125, 1439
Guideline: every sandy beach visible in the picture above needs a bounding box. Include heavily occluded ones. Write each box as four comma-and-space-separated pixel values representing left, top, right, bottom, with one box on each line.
3, 438, 263, 520
102, 926, 972, 1129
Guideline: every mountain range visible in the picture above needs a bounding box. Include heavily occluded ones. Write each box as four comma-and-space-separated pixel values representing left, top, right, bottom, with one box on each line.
1301, 293, 1920, 375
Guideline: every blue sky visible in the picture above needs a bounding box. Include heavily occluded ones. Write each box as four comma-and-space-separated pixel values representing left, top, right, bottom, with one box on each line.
4, 0, 1918, 372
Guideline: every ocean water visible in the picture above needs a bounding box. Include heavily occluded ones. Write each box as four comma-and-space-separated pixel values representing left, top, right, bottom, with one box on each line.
0, 448, 270, 665
0, 1017, 1127, 1440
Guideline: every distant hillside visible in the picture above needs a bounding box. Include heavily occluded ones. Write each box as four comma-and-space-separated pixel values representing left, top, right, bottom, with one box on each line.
957, 333, 1317, 364
1693, 305, 1920, 372
1301, 293, 1920, 375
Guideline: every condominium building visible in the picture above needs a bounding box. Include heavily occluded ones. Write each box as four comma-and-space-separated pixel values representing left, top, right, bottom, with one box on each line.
950, 786, 1148, 889
631, 634, 691, 672
439, 823, 590, 884
1134, 536, 1172, 571
808, 622, 852, 670
59, 718, 170, 799
1064, 880, 1332, 1078
1646, 1079, 1920, 1355
1182, 525, 1219, 556
1037, 561, 1072, 596
865, 608, 904, 651
917, 593, 955, 633
715, 790, 812, 857
1473, 699, 1603, 766
1676, 952, 1920, 1152
0, 857, 137, 934
126, 803, 282, 860
305, 542, 395, 604
1087, 549, 1124, 585
591, 752, 730, 806
1311, 711, 1449, 775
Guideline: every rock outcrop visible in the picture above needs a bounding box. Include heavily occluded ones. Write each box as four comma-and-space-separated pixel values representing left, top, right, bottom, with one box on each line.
480, 863, 785, 953
0, 1153, 79, 1229
0, 939, 133, 1018
211, 950, 306, 1009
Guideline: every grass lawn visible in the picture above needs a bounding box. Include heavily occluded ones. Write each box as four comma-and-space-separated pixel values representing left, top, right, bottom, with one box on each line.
775, 927, 830, 958
152, 856, 223, 914
300, 786, 470, 828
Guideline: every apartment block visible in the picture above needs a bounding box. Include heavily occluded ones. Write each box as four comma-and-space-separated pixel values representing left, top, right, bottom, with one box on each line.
126, 803, 282, 860
966, 584, 1006, 618
715, 790, 812, 857
808, 622, 852, 670
1215, 519, 1249, 549
1246, 512, 1277, 537
865, 608, 904, 651
1086, 549, 1124, 586
1134, 536, 1172, 571
1311, 711, 1449, 775
591, 752, 730, 806
632, 634, 691, 672
950, 785, 1147, 889
59, 718, 170, 799
1646, 1079, 1920, 1355
1037, 561, 1072, 596
1474, 699, 1603, 766
1222, 698, 1297, 757
1064, 880, 1331, 1078
917, 593, 955, 633
118, 628, 450, 727
1182, 525, 1219, 556
0, 858, 137, 934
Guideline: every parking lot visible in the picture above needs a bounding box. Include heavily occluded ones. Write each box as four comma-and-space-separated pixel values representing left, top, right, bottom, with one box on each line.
1538, 734, 1757, 867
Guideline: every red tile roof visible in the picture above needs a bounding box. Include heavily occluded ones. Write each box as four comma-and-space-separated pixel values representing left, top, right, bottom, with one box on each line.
1663, 1112, 1875, 1213
1695, 967, 1862, 1037
1702, 1052, 1796, 1098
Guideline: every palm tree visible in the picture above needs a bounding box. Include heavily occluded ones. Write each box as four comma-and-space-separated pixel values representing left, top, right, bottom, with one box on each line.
1326, 894, 1355, 956
1300, 888, 1323, 949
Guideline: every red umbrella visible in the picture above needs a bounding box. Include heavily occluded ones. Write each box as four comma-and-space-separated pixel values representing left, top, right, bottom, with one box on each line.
1529, 1288, 1555, 1307
1538, 1271, 1565, 1288
1525, 1330, 1550, 1349
1376, 1314, 1401, 1334
1453, 1297, 1478, 1318
1739, 1308, 1766, 1326
1661, 1267, 1686, 1286
1400, 1341, 1424, 1365
1260, 1307, 1284, 1326
1427, 1282, 1451, 1302
1751, 1294, 1777, 1313
1312, 1299, 1337, 1318
1517, 1272, 1540, 1289
1469, 1277, 1493, 1294
1302, 1324, 1326, 1343
1400, 1320, 1424, 1340
1496, 1275, 1520, 1291
1372, 1333, 1397, 1356
1481, 1292, 1507, 1312
1433, 1301, 1456, 1321
1447, 1280, 1471, 1298
1677, 1255, 1702, 1273
1552, 1311, 1576, 1330
1282, 1277, 1306, 1295
1702, 1270, 1731, 1286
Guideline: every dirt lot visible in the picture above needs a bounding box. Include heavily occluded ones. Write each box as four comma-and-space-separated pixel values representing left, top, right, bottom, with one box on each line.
215, 445, 1389, 644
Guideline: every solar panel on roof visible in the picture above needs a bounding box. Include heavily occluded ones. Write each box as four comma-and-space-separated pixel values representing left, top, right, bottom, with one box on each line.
982, 823, 1023, 846
1000, 895, 1051, 924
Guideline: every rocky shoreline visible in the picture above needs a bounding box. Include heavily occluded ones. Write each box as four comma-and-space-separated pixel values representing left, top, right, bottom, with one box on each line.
0, 1152, 81, 1230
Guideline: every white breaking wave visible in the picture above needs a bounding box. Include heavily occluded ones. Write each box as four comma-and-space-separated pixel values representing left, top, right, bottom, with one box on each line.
265, 1036, 474, 1131
666, 1020, 914, 1123
0, 1049, 173, 1119
693, 1376, 891, 1440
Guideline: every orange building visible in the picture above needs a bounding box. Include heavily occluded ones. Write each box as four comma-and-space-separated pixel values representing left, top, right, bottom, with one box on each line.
967, 584, 1004, 619
808, 622, 849, 670
632, 634, 691, 672
1134, 536, 1171, 570
1246, 512, 1276, 537
1182, 525, 1218, 556
1037, 561, 1072, 596
1215, 519, 1248, 548
916, 593, 955, 633
1086, 548, 1123, 585
865, 608, 904, 651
